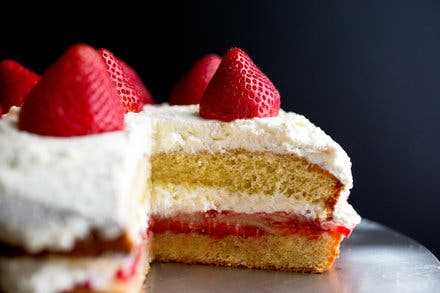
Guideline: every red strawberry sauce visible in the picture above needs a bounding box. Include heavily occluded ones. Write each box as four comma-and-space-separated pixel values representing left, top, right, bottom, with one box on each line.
151, 210, 351, 240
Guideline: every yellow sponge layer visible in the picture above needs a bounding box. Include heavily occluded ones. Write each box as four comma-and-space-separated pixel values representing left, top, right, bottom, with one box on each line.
153, 231, 343, 273
152, 150, 343, 215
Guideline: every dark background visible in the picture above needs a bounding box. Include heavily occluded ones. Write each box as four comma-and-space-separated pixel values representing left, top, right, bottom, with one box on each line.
1, 1, 439, 257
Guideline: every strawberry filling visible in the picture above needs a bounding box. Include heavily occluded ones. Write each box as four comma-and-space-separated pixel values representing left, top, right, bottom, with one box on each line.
152, 210, 352, 240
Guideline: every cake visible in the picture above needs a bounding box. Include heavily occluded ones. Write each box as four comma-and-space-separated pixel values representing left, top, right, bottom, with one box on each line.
146, 104, 358, 272
0, 45, 153, 293
0, 44, 360, 292
0, 110, 152, 293
147, 48, 359, 272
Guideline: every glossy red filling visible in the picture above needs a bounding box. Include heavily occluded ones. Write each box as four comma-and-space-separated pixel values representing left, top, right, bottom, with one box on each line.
152, 210, 351, 239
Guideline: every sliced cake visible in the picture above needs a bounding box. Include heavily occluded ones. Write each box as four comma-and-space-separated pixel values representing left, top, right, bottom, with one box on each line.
148, 48, 360, 272
147, 104, 358, 272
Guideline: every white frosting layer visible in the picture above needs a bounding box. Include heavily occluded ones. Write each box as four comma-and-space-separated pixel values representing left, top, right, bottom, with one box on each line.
151, 184, 360, 227
332, 190, 361, 227
0, 254, 129, 293
0, 112, 152, 253
143, 104, 353, 188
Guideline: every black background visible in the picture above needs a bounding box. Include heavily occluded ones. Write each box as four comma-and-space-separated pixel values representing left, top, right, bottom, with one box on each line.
1, 1, 439, 257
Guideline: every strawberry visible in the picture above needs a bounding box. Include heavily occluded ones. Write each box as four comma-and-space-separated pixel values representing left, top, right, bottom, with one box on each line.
200, 48, 280, 121
169, 54, 221, 105
119, 60, 154, 105
0, 59, 40, 112
98, 49, 144, 113
19, 44, 124, 137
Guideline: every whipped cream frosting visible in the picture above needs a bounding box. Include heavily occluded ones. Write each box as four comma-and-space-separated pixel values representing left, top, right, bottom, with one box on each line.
142, 104, 353, 188
0, 112, 152, 253
151, 184, 360, 227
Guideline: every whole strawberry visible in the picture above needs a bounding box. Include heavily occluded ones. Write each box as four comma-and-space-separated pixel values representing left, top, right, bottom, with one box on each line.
0, 59, 40, 112
119, 60, 154, 105
200, 48, 280, 121
98, 49, 144, 113
19, 44, 124, 137
169, 54, 221, 105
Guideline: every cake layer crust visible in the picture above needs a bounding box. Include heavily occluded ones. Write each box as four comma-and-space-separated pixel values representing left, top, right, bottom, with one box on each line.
153, 231, 343, 273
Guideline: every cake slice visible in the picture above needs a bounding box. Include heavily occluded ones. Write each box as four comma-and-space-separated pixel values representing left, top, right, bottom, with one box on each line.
147, 48, 360, 273
146, 104, 358, 272
0, 44, 152, 293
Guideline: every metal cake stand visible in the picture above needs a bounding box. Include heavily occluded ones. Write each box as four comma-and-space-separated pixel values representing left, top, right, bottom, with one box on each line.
143, 219, 440, 293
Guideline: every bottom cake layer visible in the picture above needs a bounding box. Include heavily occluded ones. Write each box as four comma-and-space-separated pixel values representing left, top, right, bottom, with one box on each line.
153, 231, 343, 273
0, 242, 152, 293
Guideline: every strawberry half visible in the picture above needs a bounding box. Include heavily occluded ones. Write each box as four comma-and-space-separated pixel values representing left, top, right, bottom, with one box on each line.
98, 49, 144, 113
169, 54, 221, 105
120, 60, 154, 105
19, 44, 124, 137
0, 59, 40, 112
200, 48, 280, 121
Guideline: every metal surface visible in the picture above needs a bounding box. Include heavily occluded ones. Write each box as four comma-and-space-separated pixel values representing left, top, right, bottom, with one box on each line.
144, 219, 440, 293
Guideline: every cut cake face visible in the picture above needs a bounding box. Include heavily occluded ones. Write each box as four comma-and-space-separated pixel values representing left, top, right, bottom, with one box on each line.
143, 104, 360, 272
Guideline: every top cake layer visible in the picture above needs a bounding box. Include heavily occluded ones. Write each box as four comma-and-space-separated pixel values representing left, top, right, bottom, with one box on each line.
0, 109, 152, 253
143, 104, 352, 188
